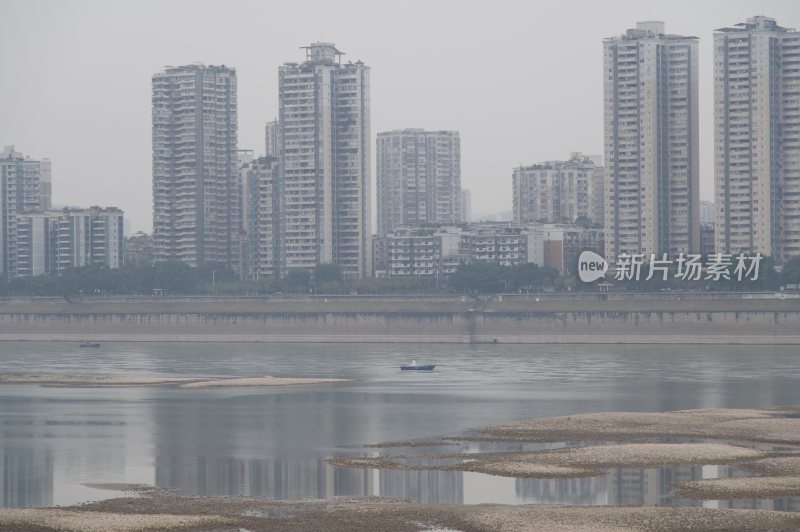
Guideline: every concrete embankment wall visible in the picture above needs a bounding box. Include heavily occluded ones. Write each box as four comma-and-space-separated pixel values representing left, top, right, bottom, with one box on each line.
1, 311, 800, 344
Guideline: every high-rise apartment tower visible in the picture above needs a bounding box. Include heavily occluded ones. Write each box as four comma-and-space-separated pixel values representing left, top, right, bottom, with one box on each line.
603, 22, 700, 263
376, 129, 461, 237
152, 64, 240, 271
714, 16, 800, 261
278, 43, 371, 277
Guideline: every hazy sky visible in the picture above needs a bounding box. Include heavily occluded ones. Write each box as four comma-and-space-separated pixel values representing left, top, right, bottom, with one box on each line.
1, 0, 797, 233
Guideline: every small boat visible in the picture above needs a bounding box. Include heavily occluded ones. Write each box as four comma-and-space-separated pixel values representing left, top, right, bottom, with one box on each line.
80, 341, 101, 348
400, 360, 436, 371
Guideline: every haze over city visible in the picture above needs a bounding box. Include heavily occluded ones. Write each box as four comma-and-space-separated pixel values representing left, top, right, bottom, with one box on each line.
2, 0, 797, 233
6, 2, 800, 530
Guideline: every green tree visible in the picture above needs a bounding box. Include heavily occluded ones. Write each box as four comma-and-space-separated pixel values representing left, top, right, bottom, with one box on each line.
314, 263, 343, 283
286, 269, 311, 292
197, 263, 238, 284
753, 255, 779, 290
781, 256, 800, 286
153, 261, 199, 293
509, 262, 560, 292
449, 262, 508, 293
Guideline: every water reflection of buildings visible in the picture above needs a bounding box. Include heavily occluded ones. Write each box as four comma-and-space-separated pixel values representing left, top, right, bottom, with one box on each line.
516, 476, 607, 505
152, 391, 463, 502
156, 456, 373, 499
703, 465, 800, 512
607, 467, 701, 507
516, 466, 704, 507
716, 497, 800, 512
155, 454, 464, 503
0, 388, 147, 508
380, 469, 463, 504
149, 391, 800, 509
153, 449, 800, 510
0, 447, 54, 507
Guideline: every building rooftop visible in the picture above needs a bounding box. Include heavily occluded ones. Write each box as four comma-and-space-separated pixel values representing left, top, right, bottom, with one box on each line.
301, 42, 343, 64
606, 21, 698, 41
716, 15, 794, 33
514, 153, 600, 171
154, 64, 236, 77
377, 129, 460, 137
2, 146, 48, 162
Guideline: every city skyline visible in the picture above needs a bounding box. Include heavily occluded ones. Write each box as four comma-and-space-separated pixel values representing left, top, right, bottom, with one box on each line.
3, 0, 798, 234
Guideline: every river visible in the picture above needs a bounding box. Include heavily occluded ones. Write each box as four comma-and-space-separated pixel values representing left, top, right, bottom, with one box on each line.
1, 341, 799, 509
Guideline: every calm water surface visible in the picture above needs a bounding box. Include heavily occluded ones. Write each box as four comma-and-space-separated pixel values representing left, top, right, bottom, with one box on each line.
1, 341, 799, 508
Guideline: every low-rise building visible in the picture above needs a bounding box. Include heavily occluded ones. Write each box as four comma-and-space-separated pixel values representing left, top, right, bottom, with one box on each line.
387, 226, 466, 276
12, 207, 124, 278
467, 224, 536, 267
540, 224, 605, 276
385, 222, 603, 277
15, 213, 58, 278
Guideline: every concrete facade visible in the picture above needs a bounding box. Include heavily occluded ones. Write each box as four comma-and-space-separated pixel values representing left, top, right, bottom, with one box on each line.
14, 207, 124, 277
152, 64, 240, 271
376, 129, 461, 236
460, 189, 472, 223
0, 146, 51, 277
513, 153, 603, 226
242, 156, 281, 278
714, 16, 800, 261
604, 22, 700, 263
278, 43, 371, 278
124, 231, 154, 268
264, 119, 279, 158
384, 222, 601, 276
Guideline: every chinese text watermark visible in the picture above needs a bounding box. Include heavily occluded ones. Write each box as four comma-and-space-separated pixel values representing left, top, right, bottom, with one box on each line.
613, 253, 762, 282
577, 251, 764, 282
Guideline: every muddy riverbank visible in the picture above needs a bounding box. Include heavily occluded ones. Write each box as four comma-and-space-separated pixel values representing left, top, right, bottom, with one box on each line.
3, 486, 800, 531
